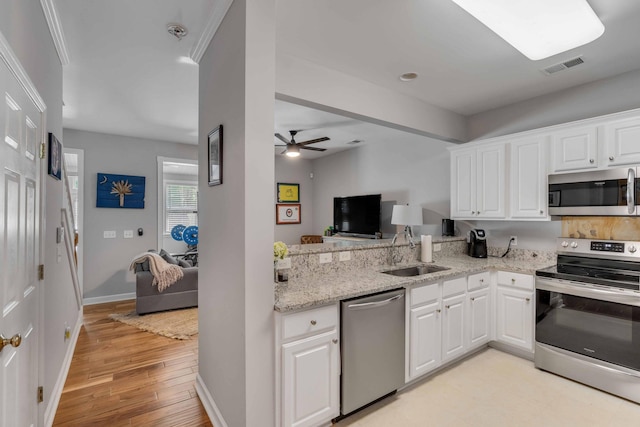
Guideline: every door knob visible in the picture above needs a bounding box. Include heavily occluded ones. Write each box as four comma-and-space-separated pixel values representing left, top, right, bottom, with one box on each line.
0, 333, 22, 352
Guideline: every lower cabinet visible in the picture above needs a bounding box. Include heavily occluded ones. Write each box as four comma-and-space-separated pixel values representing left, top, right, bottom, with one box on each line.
468, 287, 490, 349
278, 304, 340, 427
495, 271, 534, 353
441, 292, 466, 363
409, 299, 441, 379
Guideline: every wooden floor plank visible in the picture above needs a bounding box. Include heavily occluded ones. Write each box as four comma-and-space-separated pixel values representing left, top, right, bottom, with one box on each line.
53, 300, 212, 426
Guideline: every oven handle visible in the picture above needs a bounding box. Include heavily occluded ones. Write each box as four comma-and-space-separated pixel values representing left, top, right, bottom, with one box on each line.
628, 168, 636, 215
536, 277, 640, 307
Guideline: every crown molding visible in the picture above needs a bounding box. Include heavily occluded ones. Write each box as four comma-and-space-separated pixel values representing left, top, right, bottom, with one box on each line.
40, 0, 70, 66
189, 0, 234, 64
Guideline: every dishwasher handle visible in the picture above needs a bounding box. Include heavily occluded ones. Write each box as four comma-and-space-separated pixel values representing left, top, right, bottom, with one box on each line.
347, 293, 404, 310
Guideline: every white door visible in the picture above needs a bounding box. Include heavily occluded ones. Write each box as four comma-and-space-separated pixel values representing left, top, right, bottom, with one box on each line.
441, 293, 466, 363
282, 329, 339, 427
468, 288, 490, 349
409, 300, 441, 380
510, 137, 548, 219
476, 144, 506, 218
604, 117, 640, 166
0, 51, 43, 426
450, 149, 476, 218
496, 287, 533, 352
551, 126, 598, 172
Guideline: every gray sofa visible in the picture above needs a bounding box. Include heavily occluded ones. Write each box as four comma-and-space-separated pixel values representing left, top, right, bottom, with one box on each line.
134, 250, 198, 315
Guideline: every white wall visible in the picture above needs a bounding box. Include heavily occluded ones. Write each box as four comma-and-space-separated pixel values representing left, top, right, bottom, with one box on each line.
197, 0, 275, 425
468, 69, 640, 140
63, 128, 197, 301
311, 135, 455, 239
274, 155, 314, 245
0, 0, 75, 424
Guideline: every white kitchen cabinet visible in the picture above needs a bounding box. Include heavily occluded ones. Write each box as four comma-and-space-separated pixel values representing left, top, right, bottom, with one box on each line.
408, 300, 441, 380
551, 126, 598, 172
495, 271, 534, 353
604, 117, 640, 166
441, 277, 467, 363
509, 136, 549, 219
468, 287, 490, 350
450, 144, 505, 219
278, 304, 340, 427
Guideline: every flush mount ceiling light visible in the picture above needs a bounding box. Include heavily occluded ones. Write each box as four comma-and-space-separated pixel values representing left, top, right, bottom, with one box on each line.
285, 144, 301, 158
450, 0, 604, 60
167, 24, 188, 41
399, 72, 418, 82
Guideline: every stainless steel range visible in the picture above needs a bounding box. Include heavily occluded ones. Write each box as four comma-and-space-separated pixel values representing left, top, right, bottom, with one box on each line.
535, 238, 640, 403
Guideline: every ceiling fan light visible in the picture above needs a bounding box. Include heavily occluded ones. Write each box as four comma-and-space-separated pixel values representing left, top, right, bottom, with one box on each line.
450, 0, 604, 60
285, 145, 300, 157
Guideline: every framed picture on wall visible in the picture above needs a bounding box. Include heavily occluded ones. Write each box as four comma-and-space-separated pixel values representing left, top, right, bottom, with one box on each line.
277, 183, 300, 203
276, 203, 301, 224
48, 132, 62, 180
208, 125, 223, 186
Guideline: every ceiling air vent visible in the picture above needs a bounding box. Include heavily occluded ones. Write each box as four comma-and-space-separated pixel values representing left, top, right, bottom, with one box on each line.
541, 56, 585, 76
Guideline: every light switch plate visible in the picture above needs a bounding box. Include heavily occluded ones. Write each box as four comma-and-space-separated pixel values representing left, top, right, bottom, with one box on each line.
124, 230, 134, 239
319, 253, 332, 264
339, 251, 351, 261
276, 258, 291, 269
104, 230, 116, 239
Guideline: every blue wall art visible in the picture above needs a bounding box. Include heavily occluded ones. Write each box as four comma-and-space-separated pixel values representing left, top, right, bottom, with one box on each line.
96, 173, 145, 209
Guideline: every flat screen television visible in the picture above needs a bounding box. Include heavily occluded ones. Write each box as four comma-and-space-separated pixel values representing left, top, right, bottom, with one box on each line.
333, 194, 381, 238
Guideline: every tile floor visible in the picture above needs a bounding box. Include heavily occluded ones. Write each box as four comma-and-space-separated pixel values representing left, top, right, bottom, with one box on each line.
335, 348, 640, 426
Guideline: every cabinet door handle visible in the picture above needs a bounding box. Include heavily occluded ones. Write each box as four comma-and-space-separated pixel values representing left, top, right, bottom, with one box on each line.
332, 338, 338, 344
609, 156, 614, 161
310, 320, 317, 326
526, 298, 531, 302
471, 211, 475, 215
436, 309, 441, 313
540, 210, 544, 215
511, 278, 516, 284
479, 279, 484, 283
445, 305, 451, 309
590, 159, 595, 164
470, 297, 475, 302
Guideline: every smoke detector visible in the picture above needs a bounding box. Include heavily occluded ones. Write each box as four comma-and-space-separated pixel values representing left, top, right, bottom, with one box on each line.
541, 56, 585, 76
167, 24, 188, 40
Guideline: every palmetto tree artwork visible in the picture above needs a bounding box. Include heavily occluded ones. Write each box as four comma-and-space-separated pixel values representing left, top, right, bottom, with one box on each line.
111, 180, 133, 207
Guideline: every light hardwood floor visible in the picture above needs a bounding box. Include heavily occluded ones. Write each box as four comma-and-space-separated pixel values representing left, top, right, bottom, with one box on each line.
53, 300, 212, 426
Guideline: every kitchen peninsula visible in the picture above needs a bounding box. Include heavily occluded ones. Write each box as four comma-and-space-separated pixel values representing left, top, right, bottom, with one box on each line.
274, 237, 555, 427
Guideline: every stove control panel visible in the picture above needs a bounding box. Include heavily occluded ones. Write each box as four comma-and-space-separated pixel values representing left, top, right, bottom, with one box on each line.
557, 238, 640, 260
591, 241, 625, 253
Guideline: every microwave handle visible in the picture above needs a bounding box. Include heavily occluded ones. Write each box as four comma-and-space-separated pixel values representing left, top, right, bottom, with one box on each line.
628, 168, 636, 214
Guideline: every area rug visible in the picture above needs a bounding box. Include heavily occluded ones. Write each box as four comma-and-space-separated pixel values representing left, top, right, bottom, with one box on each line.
109, 308, 198, 340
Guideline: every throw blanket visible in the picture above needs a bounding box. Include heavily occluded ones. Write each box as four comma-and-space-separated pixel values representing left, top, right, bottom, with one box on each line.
129, 252, 184, 292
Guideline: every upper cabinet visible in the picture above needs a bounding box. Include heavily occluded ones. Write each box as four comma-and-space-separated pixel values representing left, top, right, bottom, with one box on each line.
550, 126, 598, 172
604, 117, 640, 166
450, 144, 505, 219
509, 136, 548, 219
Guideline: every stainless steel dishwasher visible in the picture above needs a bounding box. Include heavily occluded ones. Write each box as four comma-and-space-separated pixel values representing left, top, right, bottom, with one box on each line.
340, 288, 405, 416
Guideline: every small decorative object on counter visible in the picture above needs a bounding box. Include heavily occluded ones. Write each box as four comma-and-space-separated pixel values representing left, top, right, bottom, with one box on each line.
274, 241, 289, 282
324, 226, 334, 236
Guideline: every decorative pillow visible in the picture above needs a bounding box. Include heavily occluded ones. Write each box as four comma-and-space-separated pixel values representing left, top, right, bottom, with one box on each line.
178, 259, 192, 268
159, 249, 179, 265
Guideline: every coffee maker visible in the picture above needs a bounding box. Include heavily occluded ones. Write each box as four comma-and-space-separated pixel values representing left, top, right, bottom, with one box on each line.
467, 229, 488, 258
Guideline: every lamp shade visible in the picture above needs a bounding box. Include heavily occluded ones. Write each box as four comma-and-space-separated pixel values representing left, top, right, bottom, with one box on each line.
391, 205, 423, 226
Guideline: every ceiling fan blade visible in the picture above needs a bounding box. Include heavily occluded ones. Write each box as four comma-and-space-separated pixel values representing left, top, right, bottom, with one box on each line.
274, 144, 287, 147
275, 133, 290, 144
298, 137, 330, 146
300, 146, 327, 152
280, 148, 288, 155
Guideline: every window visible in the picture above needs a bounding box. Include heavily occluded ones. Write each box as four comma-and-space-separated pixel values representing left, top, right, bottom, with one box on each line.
165, 182, 198, 233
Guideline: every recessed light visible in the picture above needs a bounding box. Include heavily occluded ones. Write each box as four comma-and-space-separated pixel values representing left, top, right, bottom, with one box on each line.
399, 72, 418, 82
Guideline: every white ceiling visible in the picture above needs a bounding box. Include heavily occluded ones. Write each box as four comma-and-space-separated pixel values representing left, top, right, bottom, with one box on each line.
55, 0, 640, 156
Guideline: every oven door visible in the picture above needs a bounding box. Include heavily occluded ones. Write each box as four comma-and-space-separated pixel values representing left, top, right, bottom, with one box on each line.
536, 277, 640, 370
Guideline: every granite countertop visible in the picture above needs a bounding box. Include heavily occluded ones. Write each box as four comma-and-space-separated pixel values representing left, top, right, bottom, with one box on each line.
274, 254, 554, 312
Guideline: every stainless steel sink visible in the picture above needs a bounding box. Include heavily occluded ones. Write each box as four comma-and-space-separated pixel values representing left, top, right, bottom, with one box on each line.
382, 265, 450, 277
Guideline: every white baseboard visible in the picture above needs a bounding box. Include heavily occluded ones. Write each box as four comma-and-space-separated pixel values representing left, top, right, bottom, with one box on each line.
44, 310, 83, 427
83, 292, 135, 306
196, 374, 228, 427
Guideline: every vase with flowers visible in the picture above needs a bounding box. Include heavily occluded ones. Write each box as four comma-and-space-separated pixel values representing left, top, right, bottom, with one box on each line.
273, 241, 288, 282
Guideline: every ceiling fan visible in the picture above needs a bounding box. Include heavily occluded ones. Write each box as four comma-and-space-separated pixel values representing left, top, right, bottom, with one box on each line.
275, 130, 329, 157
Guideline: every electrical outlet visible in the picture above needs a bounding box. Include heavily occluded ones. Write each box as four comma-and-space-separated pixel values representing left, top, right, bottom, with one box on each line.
123, 230, 134, 239
104, 230, 116, 239
64, 323, 71, 341
319, 253, 332, 264
339, 251, 351, 261
510, 236, 518, 246
433, 243, 442, 252
276, 258, 291, 269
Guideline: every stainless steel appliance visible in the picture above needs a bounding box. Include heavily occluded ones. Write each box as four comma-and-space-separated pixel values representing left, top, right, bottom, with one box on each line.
467, 229, 488, 258
548, 167, 640, 216
340, 288, 405, 416
535, 238, 640, 403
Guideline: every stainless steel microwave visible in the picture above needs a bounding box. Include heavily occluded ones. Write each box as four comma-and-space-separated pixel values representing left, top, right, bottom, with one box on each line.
548, 167, 640, 216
